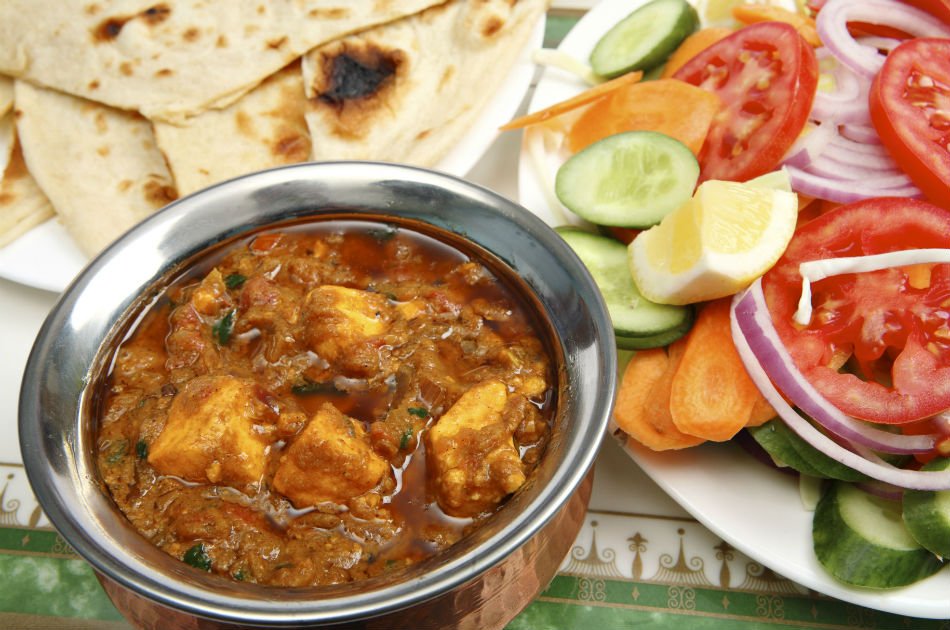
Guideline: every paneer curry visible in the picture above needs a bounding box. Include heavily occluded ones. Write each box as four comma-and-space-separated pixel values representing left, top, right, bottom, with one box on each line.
95, 218, 557, 587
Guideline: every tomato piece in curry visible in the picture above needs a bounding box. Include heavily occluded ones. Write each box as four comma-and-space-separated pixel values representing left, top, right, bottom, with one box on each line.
95, 219, 557, 587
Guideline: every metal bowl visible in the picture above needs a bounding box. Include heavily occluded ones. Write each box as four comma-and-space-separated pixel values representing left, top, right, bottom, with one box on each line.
18, 162, 616, 629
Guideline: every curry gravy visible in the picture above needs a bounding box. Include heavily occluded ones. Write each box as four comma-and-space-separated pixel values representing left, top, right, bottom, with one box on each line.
95, 217, 557, 587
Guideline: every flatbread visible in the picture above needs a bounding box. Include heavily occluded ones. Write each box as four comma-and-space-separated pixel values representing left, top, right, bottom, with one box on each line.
154, 61, 310, 196
302, 0, 547, 168
0, 118, 56, 248
14, 80, 177, 256
0, 76, 12, 117
0, 0, 446, 122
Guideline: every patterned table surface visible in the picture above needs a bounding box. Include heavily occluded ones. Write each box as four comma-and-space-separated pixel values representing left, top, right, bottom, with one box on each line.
1, 6, 947, 630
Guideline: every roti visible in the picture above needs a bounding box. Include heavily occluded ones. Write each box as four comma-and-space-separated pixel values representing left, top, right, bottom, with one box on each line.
0, 0, 446, 122
302, 0, 547, 167
0, 114, 56, 248
154, 61, 310, 196
0, 76, 12, 117
14, 80, 177, 256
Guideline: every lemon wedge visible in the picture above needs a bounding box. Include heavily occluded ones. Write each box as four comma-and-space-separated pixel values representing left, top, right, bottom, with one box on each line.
627, 171, 798, 305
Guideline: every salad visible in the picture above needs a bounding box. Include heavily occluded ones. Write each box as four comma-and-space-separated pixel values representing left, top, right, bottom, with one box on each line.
503, 0, 950, 592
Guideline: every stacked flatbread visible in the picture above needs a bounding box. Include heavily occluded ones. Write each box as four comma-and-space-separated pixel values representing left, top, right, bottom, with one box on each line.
0, 0, 547, 257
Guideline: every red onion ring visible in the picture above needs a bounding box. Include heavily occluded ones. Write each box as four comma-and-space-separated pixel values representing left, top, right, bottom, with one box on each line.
807, 153, 911, 181
729, 282, 935, 455
810, 52, 871, 125
786, 164, 923, 203
782, 122, 836, 169
815, 0, 950, 79
839, 124, 882, 145
730, 282, 950, 490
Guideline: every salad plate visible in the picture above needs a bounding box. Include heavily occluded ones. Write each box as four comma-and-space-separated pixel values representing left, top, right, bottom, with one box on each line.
517, 0, 950, 619
0, 18, 544, 294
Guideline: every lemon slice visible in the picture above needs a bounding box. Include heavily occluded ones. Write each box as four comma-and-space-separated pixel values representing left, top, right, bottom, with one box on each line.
627, 173, 798, 305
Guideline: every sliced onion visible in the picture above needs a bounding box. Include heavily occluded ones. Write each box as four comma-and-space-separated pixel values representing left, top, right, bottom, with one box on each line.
730, 283, 950, 490
786, 164, 923, 203
810, 51, 871, 125
826, 133, 894, 166
839, 124, 882, 145
782, 122, 836, 169
807, 152, 910, 180
730, 282, 935, 455
816, 0, 950, 79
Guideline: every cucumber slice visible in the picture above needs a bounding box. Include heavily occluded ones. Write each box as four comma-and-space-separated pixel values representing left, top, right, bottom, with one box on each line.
615, 316, 693, 350
589, 0, 699, 78
555, 131, 699, 228
814, 482, 944, 588
556, 227, 692, 340
903, 457, 950, 558
748, 420, 827, 477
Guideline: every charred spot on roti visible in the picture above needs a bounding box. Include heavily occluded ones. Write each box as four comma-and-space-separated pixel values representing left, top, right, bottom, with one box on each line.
85, 3, 101, 15
117, 179, 133, 192
94, 112, 108, 134
440, 66, 455, 91
141, 4, 171, 25
143, 177, 178, 207
182, 27, 200, 43
234, 110, 255, 137
267, 36, 289, 50
272, 133, 310, 163
416, 129, 431, 140
155, 68, 173, 78
119, 61, 134, 77
93, 17, 129, 42
92, 4, 171, 43
308, 8, 350, 19
88, 80, 100, 90
97, 145, 110, 157
216, 35, 229, 48
314, 44, 401, 106
481, 16, 504, 37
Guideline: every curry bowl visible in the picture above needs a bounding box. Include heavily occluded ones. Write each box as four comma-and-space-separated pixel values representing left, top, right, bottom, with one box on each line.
18, 162, 616, 629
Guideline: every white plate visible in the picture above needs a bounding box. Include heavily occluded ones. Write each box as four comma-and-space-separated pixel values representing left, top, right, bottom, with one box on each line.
518, 0, 950, 619
0, 17, 545, 294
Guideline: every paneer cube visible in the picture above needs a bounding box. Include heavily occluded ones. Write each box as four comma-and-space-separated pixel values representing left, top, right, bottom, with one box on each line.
148, 375, 274, 488
273, 403, 389, 508
426, 380, 527, 517
301, 285, 393, 377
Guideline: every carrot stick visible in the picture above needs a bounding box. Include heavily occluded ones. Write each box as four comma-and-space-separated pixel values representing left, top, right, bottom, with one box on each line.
669, 299, 762, 442
499, 70, 643, 131
660, 27, 734, 79
566, 79, 720, 155
614, 341, 705, 451
731, 5, 822, 47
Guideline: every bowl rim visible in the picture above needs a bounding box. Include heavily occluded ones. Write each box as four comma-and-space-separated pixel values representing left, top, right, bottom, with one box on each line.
18, 161, 617, 626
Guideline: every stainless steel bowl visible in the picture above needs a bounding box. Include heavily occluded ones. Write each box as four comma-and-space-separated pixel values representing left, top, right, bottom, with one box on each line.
19, 162, 616, 629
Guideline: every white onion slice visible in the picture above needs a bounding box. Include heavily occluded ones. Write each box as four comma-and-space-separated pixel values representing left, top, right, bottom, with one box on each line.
794, 249, 950, 324
786, 164, 923, 203
731, 281, 936, 455
839, 124, 882, 145
816, 0, 950, 79
782, 122, 836, 169
730, 284, 950, 490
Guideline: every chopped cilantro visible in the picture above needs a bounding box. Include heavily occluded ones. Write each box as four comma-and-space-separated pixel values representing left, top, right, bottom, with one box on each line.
224, 273, 247, 289
183, 544, 211, 571
212, 309, 235, 345
232, 569, 247, 581
105, 440, 128, 464
135, 439, 148, 460
407, 406, 428, 418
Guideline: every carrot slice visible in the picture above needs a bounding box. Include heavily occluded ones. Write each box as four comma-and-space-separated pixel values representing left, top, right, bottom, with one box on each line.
731, 5, 822, 47
660, 27, 734, 79
614, 341, 705, 451
746, 397, 777, 427
566, 79, 720, 155
499, 70, 643, 131
669, 299, 761, 442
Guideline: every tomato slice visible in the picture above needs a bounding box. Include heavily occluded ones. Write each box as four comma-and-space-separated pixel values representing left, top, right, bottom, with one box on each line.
672, 21, 818, 183
762, 198, 950, 424
869, 38, 950, 210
